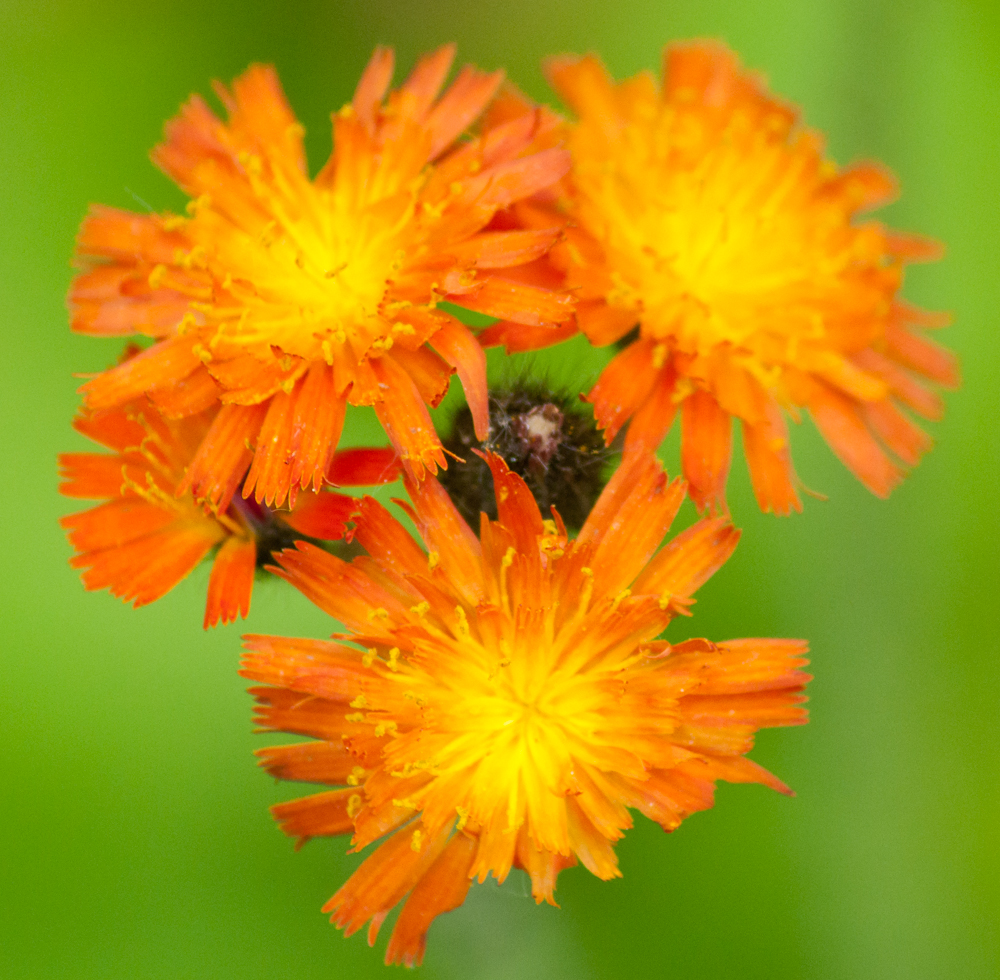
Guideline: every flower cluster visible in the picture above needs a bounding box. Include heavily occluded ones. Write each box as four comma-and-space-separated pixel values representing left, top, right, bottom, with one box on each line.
60, 39, 953, 967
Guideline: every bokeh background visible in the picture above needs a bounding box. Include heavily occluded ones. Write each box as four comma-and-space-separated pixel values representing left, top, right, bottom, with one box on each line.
3, 0, 998, 977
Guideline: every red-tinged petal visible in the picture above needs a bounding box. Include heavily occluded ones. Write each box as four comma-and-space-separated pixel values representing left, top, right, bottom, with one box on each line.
58, 453, 126, 499
204, 535, 255, 628
352, 46, 394, 132
482, 452, 545, 554
282, 491, 356, 540
180, 402, 268, 511
741, 404, 802, 516
79, 337, 202, 410
453, 276, 574, 328
632, 517, 740, 600
147, 365, 220, 419
860, 400, 933, 467
327, 448, 402, 486
429, 316, 489, 439
272, 789, 358, 847
255, 741, 356, 785
426, 65, 505, 160
809, 385, 903, 498
385, 832, 477, 967
884, 322, 960, 387
368, 355, 446, 479
477, 319, 578, 354
681, 391, 733, 514
586, 339, 662, 443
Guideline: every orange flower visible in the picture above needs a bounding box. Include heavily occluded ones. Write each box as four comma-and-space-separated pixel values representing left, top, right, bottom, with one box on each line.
484, 41, 958, 513
70, 45, 574, 507
242, 450, 809, 965
59, 399, 401, 628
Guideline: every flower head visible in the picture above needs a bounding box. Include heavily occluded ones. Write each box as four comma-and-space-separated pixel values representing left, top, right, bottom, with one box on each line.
243, 450, 809, 964
59, 394, 401, 628
71, 45, 574, 508
485, 41, 957, 513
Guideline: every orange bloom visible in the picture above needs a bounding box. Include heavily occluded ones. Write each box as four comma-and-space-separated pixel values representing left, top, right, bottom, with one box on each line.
71, 45, 574, 507
59, 399, 401, 628
484, 41, 958, 513
242, 450, 809, 965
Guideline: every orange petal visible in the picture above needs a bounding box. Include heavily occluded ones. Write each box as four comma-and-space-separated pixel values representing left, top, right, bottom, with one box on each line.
240, 633, 377, 700
741, 404, 802, 516
75, 205, 189, 264
147, 365, 220, 419
255, 740, 356, 785
586, 339, 661, 443
400, 44, 456, 120
369, 354, 446, 479
453, 275, 574, 328
61, 497, 176, 551
632, 516, 740, 601
204, 535, 255, 628
884, 321, 959, 388
351, 497, 429, 579
426, 65, 504, 160
448, 228, 562, 270
681, 391, 732, 514
323, 822, 452, 939
58, 453, 127, 499
384, 832, 477, 967
390, 344, 454, 408
352, 46, 395, 133
286, 362, 347, 497
401, 471, 485, 605
271, 788, 357, 847
70, 517, 223, 608
860, 399, 932, 467
809, 385, 903, 497
429, 316, 489, 439
576, 301, 638, 346
622, 365, 678, 457
79, 336, 201, 411
482, 452, 545, 554
579, 454, 685, 599
180, 402, 268, 511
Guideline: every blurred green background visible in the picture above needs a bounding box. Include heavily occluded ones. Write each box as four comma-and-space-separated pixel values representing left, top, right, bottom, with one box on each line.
2, 0, 998, 977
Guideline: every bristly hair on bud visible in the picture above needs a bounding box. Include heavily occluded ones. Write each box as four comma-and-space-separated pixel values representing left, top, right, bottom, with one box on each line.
439, 379, 613, 530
